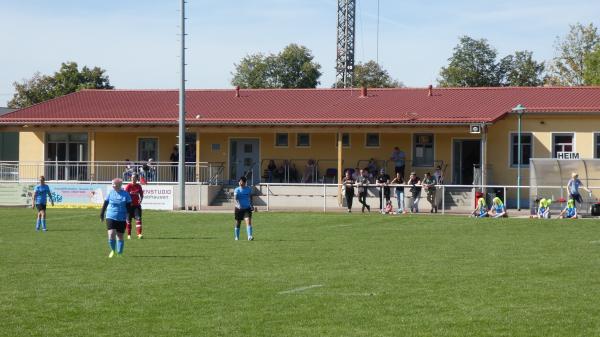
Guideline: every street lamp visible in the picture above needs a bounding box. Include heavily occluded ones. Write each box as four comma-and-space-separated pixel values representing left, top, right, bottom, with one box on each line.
512, 104, 526, 211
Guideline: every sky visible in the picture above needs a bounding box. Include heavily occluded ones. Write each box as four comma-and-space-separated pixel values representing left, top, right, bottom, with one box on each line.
1, 0, 599, 106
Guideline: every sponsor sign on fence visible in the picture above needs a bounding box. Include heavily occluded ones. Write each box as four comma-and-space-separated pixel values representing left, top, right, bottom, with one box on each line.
0, 183, 34, 206
0, 183, 174, 210
51, 183, 107, 208
142, 185, 174, 210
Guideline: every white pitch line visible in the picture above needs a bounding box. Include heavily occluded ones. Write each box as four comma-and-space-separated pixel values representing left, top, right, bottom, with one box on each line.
278, 284, 323, 294
590, 240, 600, 244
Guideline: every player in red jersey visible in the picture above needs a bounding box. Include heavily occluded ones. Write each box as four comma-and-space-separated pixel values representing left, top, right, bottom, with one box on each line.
125, 173, 144, 239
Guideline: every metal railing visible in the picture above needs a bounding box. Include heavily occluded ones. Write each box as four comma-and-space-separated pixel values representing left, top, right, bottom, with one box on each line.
256, 182, 600, 216
0, 161, 225, 184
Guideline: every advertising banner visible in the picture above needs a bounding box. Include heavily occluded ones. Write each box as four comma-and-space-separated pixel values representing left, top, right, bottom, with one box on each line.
50, 183, 107, 208
0, 183, 35, 206
142, 185, 174, 210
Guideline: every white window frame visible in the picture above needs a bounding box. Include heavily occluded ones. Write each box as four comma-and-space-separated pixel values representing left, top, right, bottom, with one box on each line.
551, 133, 575, 158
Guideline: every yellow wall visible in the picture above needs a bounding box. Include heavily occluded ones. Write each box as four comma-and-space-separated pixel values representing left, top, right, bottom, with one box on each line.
94, 132, 177, 161
18, 131, 45, 179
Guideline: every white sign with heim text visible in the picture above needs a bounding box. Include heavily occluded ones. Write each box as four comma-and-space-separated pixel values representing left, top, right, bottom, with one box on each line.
142, 185, 174, 210
557, 152, 580, 160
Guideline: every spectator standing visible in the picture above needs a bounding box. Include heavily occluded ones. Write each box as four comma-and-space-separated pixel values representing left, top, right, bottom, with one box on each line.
391, 172, 405, 214
356, 168, 371, 213
266, 160, 277, 183
422, 172, 437, 213
169, 146, 178, 181
302, 159, 316, 183
407, 172, 422, 213
376, 168, 391, 212
367, 158, 378, 181
390, 147, 406, 179
342, 170, 355, 213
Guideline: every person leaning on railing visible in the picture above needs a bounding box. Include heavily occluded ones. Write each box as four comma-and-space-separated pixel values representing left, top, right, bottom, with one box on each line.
422, 172, 437, 213
407, 172, 422, 213
356, 168, 371, 213
342, 170, 356, 213
390, 172, 405, 214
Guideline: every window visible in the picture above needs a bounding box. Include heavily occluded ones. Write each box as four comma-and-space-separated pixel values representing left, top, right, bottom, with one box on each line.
336, 133, 351, 147
596, 133, 600, 158
138, 138, 158, 161
275, 133, 288, 147
297, 133, 310, 147
510, 133, 532, 167
552, 133, 574, 158
211, 143, 221, 152
365, 133, 380, 147
413, 134, 434, 167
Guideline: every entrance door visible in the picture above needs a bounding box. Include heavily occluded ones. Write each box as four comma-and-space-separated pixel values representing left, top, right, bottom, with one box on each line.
230, 139, 260, 185
452, 140, 481, 185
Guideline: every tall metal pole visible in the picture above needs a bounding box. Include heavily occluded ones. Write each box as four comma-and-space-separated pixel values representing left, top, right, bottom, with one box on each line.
512, 104, 525, 211
517, 113, 521, 211
178, 0, 186, 210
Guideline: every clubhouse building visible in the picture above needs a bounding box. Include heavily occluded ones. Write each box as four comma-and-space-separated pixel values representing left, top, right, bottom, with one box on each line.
1, 86, 600, 207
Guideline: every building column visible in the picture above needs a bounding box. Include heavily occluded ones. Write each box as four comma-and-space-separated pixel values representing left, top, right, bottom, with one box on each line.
195, 131, 200, 183
337, 131, 343, 206
89, 131, 95, 181
481, 124, 488, 196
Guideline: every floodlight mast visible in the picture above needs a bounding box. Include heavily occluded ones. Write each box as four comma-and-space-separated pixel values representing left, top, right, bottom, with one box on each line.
178, 0, 186, 210
335, 0, 356, 88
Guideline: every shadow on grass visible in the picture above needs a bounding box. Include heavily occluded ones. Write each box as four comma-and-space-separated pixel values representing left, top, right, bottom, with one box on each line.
143, 237, 217, 240
130, 255, 206, 258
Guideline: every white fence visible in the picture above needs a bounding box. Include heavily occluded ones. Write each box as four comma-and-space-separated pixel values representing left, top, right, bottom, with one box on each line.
256, 183, 600, 215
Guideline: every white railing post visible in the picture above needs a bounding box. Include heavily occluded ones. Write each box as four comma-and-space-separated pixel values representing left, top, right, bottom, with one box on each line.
323, 183, 327, 212
266, 183, 270, 212
442, 185, 445, 215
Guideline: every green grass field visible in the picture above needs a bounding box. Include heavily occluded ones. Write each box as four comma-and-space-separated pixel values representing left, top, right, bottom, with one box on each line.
1, 208, 600, 337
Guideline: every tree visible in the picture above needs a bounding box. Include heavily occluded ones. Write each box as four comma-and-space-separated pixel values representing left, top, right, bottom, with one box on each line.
438, 36, 501, 87
499, 51, 545, 87
231, 44, 321, 89
8, 62, 113, 108
546, 23, 600, 86
583, 45, 600, 85
334, 60, 403, 88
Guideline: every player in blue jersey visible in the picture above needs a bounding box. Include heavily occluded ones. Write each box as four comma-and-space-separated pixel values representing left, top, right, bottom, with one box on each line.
32, 176, 54, 231
559, 199, 578, 219
100, 178, 132, 258
233, 176, 254, 241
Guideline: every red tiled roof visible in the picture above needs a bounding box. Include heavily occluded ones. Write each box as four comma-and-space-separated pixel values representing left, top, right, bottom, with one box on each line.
2, 87, 600, 126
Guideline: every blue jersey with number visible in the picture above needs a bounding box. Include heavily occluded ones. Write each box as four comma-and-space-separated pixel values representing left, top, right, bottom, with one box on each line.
234, 186, 252, 209
105, 189, 131, 221
34, 184, 51, 205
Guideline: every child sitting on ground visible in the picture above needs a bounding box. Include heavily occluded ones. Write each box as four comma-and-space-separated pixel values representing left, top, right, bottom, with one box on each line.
558, 199, 578, 219
383, 200, 394, 214
535, 198, 551, 219
488, 197, 508, 218
470, 197, 488, 218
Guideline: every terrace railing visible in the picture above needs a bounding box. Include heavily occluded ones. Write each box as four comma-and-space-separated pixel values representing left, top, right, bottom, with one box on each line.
0, 161, 225, 184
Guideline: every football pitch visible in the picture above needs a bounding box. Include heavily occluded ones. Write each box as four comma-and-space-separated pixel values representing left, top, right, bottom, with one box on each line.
1, 208, 600, 337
